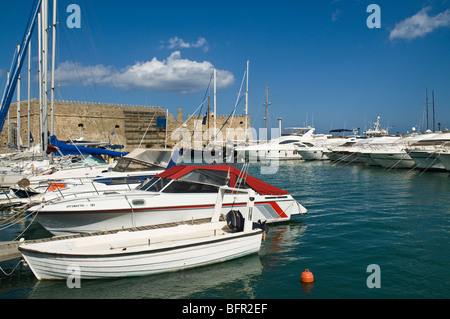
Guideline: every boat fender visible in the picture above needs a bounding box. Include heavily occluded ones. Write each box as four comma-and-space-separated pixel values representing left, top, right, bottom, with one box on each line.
253, 220, 269, 233
226, 210, 245, 232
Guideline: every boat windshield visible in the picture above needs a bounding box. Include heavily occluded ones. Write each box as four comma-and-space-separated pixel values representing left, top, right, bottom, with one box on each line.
279, 140, 298, 145
178, 169, 230, 186
137, 177, 220, 193
113, 158, 163, 172
137, 177, 172, 192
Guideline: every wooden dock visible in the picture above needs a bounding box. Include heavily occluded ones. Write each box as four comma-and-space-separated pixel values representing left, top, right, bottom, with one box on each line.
0, 241, 22, 262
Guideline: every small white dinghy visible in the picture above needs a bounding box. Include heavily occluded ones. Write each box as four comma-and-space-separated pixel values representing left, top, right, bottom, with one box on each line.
19, 186, 266, 280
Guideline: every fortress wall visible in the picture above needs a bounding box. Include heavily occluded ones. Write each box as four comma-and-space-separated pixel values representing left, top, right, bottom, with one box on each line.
1, 100, 251, 152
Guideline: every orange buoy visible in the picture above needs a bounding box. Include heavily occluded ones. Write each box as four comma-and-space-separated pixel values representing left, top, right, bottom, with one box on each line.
301, 269, 314, 283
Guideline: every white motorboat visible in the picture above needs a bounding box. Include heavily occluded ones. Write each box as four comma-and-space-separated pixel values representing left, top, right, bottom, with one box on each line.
355, 136, 402, 166
367, 134, 433, 169
6, 148, 174, 206
295, 142, 329, 161
11, 155, 113, 195
19, 186, 265, 280
325, 138, 366, 163
408, 150, 446, 171
28, 164, 307, 235
369, 149, 416, 169
406, 132, 450, 171
237, 127, 327, 161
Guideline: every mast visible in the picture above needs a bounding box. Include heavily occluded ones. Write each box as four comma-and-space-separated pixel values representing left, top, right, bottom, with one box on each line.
50, 0, 56, 138
6, 71, 10, 145
207, 96, 210, 143
432, 90, 435, 132
38, 12, 43, 148
0, 0, 42, 135
425, 88, 429, 131
265, 83, 270, 140
213, 68, 217, 141
165, 108, 168, 149
245, 60, 249, 143
28, 38, 31, 148
41, 0, 49, 155
17, 44, 21, 150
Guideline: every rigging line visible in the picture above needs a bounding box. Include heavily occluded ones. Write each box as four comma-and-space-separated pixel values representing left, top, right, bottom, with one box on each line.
209, 95, 245, 147
226, 69, 247, 134
207, 68, 247, 146
173, 99, 208, 137
190, 70, 214, 140
83, 0, 121, 104
138, 110, 158, 148
59, 28, 90, 101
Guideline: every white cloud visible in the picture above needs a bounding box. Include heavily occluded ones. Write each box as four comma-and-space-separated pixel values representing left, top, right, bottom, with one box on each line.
166, 36, 209, 53
55, 51, 234, 94
390, 7, 450, 41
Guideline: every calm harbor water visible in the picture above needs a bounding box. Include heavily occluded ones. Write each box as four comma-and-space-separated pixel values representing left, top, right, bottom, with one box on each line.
0, 161, 449, 299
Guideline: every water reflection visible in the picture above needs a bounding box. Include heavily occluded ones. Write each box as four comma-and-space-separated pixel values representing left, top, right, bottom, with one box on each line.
28, 254, 263, 299
261, 219, 307, 266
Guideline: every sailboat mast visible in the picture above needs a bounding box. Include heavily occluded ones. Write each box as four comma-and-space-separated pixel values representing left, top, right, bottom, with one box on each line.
432, 90, 435, 132
41, 0, 49, 155
38, 12, 43, 148
213, 68, 217, 140
207, 96, 210, 143
28, 38, 31, 148
50, 0, 57, 138
17, 45, 21, 150
265, 83, 269, 140
425, 88, 429, 131
245, 60, 249, 143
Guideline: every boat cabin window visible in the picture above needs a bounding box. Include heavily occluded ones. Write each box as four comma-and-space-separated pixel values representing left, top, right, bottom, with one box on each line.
179, 169, 230, 186
113, 158, 162, 172
279, 140, 298, 145
137, 177, 172, 192
163, 180, 219, 193
342, 142, 356, 147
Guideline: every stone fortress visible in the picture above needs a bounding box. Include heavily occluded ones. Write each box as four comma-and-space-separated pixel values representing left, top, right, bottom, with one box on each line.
1, 99, 252, 152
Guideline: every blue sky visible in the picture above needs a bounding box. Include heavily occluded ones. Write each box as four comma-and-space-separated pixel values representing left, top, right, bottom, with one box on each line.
1, 0, 449, 136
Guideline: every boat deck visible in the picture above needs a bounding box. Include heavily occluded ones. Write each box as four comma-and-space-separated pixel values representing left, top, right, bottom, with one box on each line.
0, 217, 215, 262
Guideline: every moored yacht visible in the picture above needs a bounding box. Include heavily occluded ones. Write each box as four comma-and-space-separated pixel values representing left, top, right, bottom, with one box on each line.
406, 132, 450, 171
236, 127, 327, 161
28, 164, 307, 235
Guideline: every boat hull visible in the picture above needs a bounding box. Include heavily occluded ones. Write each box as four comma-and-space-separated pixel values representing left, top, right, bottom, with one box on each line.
437, 153, 450, 172
297, 149, 328, 161
369, 152, 415, 169
408, 151, 446, 171
33, 192, 305, 235
20, 225, 262, 280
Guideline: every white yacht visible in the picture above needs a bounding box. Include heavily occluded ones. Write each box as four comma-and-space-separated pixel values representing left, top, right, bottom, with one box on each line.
237, 127, 327, 161
406, 132, 450, 171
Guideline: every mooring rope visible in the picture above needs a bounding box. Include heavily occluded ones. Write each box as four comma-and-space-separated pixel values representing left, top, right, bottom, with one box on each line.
0, 259, 24, 276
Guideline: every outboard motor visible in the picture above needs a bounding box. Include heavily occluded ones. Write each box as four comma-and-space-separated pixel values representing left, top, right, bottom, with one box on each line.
253, 220, 269, 233
226, 210, 245, 232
